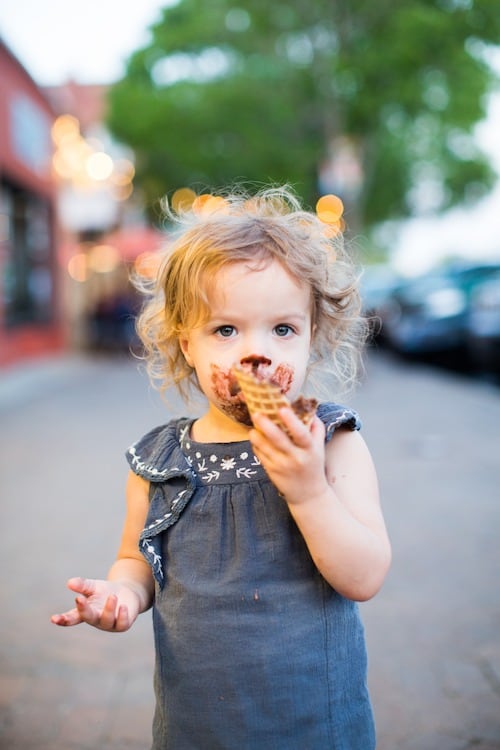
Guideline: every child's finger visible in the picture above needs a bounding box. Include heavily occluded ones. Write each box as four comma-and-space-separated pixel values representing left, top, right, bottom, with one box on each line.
252, 411, 290, 442
276, 408, 314, 446
250, 415, 289, 455
50, 608, 83, 627
66, 577, 97, 597
99, 593, 120, 629
75, 592, 117, 630
310, 414, 326, 440
115, 605, 130, 632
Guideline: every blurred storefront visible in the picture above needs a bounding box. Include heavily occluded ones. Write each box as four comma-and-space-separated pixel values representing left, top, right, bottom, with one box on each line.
0, 41, 164, 366
44, 81, 164, 353
0, 40, 63, 366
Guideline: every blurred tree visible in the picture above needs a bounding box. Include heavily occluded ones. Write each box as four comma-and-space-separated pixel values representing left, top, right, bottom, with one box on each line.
107, 0, 500, 232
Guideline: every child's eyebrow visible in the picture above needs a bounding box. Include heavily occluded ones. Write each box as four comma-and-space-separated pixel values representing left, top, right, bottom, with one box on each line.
208, 311, 308, 322
271, 312, 309, 323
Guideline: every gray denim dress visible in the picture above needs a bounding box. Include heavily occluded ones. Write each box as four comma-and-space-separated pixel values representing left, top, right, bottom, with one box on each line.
126, 402, 375, 750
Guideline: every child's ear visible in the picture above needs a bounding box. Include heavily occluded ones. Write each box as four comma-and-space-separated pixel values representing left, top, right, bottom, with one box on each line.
179, 337, 194, 367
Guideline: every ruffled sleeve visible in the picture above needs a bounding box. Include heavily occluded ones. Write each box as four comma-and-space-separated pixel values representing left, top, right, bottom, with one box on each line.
125, 419, 196, 588
316, 402, 361, 443
126, 420, 192, 481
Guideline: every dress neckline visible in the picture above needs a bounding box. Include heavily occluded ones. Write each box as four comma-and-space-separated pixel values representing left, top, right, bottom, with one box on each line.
179, 420, 268, 485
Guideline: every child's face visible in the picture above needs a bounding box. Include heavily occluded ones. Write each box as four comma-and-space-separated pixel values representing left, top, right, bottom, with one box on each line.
179, 259, 313, 426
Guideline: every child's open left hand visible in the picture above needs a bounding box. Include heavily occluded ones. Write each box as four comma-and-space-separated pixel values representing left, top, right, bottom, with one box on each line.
249, 409, 330, 504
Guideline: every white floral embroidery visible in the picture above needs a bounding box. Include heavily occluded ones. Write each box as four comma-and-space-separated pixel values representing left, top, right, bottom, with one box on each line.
203, 470, 220, 482
128, 444, 177, 478
180, 430, 267, 484
147, 512, 172, 529
179, 423, 191, 443
142, 539, 163, 579
171, 490, 187, 507
236, 467, 258, 479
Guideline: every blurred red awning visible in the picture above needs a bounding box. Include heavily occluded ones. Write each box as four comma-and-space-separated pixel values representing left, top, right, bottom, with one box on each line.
104, 226, 166, 261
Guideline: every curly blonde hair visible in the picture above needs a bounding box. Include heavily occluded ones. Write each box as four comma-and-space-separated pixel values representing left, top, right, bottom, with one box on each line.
134, 185, 368, 400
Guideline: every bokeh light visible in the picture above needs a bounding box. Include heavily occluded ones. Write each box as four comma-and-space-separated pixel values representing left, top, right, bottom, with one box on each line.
134, 251, 162, 279
86, 152, 114, 181
114, 183, 134, 201
51, 114, 80, 145
67, 253, 89, 282
316, 194, 344, 224
171, 187, 196, 213
111, 158, 135, 186
88, 244, 121, 273
192, 194, 229, 215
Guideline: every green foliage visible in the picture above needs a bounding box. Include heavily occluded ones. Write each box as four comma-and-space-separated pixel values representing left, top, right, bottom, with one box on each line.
107, 0, 500, 231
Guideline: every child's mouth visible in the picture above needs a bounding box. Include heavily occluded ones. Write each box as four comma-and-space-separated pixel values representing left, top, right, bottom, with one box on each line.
210, 360, 294, 425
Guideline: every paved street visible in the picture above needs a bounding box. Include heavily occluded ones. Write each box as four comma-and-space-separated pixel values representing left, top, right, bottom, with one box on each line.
0, 349, 499, 750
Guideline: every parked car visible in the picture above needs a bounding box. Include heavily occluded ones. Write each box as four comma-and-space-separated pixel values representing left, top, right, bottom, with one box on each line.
466, 270, 500, 374
359, 265, 401, 340
378, 262, 500, 360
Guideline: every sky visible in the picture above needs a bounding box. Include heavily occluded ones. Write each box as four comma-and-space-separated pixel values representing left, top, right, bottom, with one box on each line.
1, 0, 499, 275
0, 0, 172, 86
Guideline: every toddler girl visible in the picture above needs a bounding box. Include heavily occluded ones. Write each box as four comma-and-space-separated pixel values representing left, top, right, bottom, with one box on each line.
52, 185, 391, 749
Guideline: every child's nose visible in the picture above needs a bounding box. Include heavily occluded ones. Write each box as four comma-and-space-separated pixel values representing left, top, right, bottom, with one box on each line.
239, 335, 272, 366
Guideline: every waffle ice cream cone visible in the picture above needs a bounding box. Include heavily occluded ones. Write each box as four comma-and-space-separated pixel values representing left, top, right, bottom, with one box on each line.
232, 366, 317, 432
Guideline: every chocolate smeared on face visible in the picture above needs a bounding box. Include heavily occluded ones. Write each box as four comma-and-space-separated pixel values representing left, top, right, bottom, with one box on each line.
211, 364, 252, 425
240, 355, 272, 374
225, 357, 271, 398
270, 363, 294, 394
221, 402, 254, 426
238, 355, 294, 394
210, 360, 296, 426
228, 380, 242, 397
232, 363, 318, 432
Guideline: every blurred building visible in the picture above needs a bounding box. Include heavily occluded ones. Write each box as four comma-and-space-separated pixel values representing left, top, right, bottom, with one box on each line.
0, 42, 164, 366
0, 39, 64, 366
43, 80, 163, 352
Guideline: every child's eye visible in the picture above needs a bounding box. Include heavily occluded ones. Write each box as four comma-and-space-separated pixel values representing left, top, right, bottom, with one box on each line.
274, 324, 295, 337
215, 325, 236, 338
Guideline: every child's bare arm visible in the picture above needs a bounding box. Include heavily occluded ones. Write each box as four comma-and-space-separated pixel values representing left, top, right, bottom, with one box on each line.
51, 472, 154, 631
249, 410, 391, 602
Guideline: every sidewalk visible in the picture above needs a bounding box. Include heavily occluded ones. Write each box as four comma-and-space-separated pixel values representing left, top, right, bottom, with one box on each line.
0, 353, 161, 750
0, 354, 96, 412
1, 351, 499, 750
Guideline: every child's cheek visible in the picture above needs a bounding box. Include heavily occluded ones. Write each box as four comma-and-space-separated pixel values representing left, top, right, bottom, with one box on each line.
271, 363, 294, 394
210, 364, 239, 399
